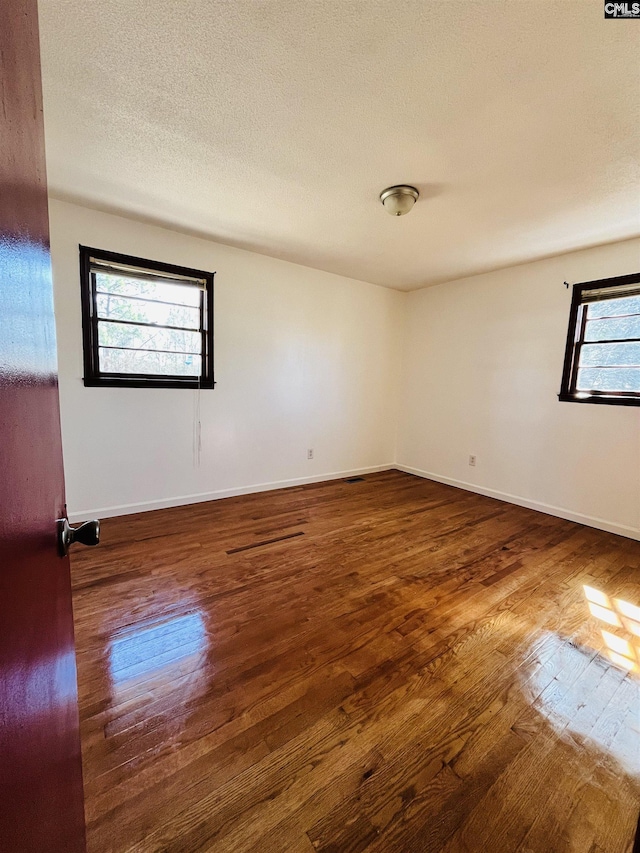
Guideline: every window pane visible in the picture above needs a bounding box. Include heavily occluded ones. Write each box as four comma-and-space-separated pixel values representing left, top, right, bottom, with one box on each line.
98, 321, 201, 354
584, 315, 640, 342
96, 273, 201, 307
579, 342, 640, 367
577, 367, 640, 393
587, 295, 640, 319
96, 293, 200, 330
99, 347, 201, 376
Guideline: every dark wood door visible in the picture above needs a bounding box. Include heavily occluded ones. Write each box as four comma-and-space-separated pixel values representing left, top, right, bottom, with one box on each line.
0, 1, 87, 851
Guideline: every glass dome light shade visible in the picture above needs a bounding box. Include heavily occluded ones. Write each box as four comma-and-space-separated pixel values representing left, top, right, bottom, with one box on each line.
379, 185, 419, 216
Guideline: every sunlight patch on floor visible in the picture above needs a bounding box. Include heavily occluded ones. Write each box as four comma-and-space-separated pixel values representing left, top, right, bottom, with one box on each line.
584, 585, 640, 675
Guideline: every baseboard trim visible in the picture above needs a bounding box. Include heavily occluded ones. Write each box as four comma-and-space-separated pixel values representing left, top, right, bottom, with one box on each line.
68, 464, 395, 522
396, 464, 640, 542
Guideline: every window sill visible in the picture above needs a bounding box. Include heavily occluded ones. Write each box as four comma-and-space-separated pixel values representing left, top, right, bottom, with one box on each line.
83, 376, 215, 389
558, 392, 640, 407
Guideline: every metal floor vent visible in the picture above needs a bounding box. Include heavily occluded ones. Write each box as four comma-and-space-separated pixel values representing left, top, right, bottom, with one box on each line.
345, 477, 365, 483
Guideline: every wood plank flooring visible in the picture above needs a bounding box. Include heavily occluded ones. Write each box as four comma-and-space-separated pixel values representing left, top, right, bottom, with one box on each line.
70, 470, 640, 853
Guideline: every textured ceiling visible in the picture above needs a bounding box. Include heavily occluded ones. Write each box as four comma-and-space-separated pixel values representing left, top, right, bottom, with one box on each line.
38, 0, 640, 290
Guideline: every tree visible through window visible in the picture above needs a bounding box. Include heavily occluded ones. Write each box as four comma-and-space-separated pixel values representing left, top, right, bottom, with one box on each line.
559, 272, 640, 406
80, 247, 215, 388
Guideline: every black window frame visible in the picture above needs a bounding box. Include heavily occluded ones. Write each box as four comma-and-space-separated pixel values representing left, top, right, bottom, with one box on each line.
559, 271, 640, 407
79, 246, 215, 389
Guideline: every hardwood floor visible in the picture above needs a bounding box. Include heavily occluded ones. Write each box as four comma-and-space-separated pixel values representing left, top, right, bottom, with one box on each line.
70, 470, 640, 853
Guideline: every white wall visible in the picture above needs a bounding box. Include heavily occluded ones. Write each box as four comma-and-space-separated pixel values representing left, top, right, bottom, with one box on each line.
50, 199, 640, 540
49, 199, 402, 520
397, 238, 640, 540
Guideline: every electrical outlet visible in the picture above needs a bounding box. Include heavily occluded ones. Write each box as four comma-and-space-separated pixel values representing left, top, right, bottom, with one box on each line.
469, 455, 476, 467
307, 448, 314, 460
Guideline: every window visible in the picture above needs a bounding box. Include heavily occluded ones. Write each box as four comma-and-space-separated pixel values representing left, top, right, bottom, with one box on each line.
79, 246, 215, 389
559, 272, 640, 406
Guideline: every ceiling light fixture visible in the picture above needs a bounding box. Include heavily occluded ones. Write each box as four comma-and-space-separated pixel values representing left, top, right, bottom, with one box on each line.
379, 185, 419, 216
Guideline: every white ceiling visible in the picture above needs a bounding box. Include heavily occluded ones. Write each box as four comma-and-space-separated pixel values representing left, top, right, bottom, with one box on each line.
38, 0, 640, 290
